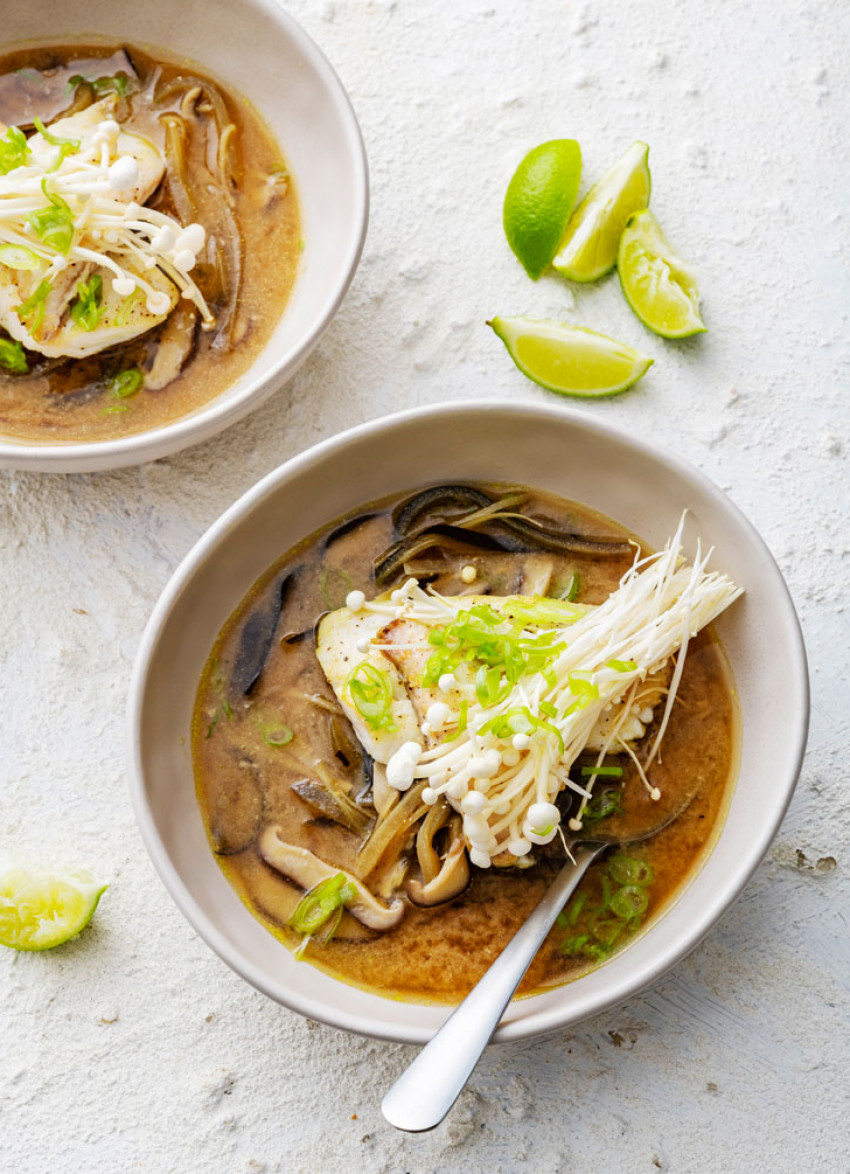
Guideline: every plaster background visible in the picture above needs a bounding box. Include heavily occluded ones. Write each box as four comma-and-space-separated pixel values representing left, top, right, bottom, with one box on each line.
2, 1, 848, 1171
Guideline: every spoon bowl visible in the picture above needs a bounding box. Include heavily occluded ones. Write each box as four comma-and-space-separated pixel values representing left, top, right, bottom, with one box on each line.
382, 775, 703, 1133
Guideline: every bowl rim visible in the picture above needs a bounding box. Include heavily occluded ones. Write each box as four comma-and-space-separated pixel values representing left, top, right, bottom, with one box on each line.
0, 0, 369, 472
127, 399, 810, 1043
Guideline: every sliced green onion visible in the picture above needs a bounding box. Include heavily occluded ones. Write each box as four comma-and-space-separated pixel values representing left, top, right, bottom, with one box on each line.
499, 595, 584, 627
26, 180, 74, 254
0, 244, 42, 272
444, 699, 469, 742
608, 856, 654, 887
287, 873, 357, 935
559, 574, 579, 602
423, 602, 566, 690
561, 933, 589, 957
206, 711, 219, 739
610, 885, 649, 919
0, 125, 31, 174
0, 337, 28, 374
475, 664, 511, 708
478, 705, 564, 752
581, 788, 623, 825
588, 913, 628, 947
115, 287, 144, 327
70, 274, 105, 332
33, 116, 79, 150
607, 658, 638, 672
564, 891, 587, 927
263, 725, 293, 747
69, 71, 132, 97
33, 115, 80, 171
582, 941, 613, 962
221, 699, 234, 720
101, 403, 130, 415
580, 765, 623, 778
539, 699, 558, 718
347, 661, 396, 732
108, 368, 143, 398
15, 279, 52, 335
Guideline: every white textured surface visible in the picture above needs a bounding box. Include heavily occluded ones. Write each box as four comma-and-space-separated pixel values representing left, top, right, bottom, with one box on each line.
1, 1, 848, 1170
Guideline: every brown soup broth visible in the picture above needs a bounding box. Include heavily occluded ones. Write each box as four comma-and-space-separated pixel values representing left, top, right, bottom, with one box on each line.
192, 486, 738, 1004
0, 44, 299, 443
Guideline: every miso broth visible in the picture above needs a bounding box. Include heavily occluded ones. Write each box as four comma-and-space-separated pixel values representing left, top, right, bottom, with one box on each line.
193, 484, 738, 1003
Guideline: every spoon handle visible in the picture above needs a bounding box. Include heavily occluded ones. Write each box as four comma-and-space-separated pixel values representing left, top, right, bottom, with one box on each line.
381, 842, 603, 1133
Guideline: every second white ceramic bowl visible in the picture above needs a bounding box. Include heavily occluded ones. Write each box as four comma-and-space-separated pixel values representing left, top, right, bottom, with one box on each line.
128, 401, 809, 1044
0, 0, 368, 472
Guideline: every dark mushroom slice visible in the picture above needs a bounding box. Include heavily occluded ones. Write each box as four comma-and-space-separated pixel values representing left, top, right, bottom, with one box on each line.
493, 515, 633, 558
355, 750, 376, 807
391, 485, 496, 536
356, 781, 428, 877
374, 524, 521, 586
279, 627, 314, 646
392, 483, 633, 558
144, 303, 198, 391
230, 571, 297, 696
329, 716, 362, 772
291, 768, 373, 838
258, 828, 405, 931
206, 754, 263, 855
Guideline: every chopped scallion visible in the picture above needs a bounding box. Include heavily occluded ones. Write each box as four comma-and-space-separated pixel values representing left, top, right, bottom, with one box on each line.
70, 274, 105, 332
108, 368, 143, 398
607, 658, 638, 672
263, 725, 294, 747
609, 885, 649, 919
347, 661, 396, 732
0, 244, 42, 272
287, 873, 357, 936
15, 279, 52, 336
608, 856, 654, 887
0, 337, 28, 374
0, 125, 31, 174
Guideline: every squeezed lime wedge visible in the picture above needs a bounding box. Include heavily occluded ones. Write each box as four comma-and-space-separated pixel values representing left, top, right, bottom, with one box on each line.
489, 316, 653, 398
0, 866, 107, 951
553, 141, 651, 282
618, 209, 706, 338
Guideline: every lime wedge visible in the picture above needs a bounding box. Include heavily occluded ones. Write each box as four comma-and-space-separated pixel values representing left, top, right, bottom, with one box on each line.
0, 866, 107, 951
553, 141, 651, 282
489, 316, 653, 398
618, 209, 706, 338
503, 139, 582, 279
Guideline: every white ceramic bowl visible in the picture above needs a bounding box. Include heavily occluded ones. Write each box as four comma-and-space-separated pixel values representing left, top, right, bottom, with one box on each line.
0, 0, 368, 472
128, 402, 809, 1044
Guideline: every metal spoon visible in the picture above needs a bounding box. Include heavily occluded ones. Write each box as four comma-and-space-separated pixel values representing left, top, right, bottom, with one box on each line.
381, 773, 701, 1133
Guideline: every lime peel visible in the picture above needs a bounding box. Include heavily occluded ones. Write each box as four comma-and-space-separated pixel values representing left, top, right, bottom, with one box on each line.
618, 209, 706, 338
489, 315, 653, 398
503, 139, 582, 279
553, 140, 651, 283
0, 866, 107, 951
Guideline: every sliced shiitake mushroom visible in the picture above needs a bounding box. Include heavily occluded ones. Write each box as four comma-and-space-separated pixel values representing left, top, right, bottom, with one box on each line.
258, 828, 405, 931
